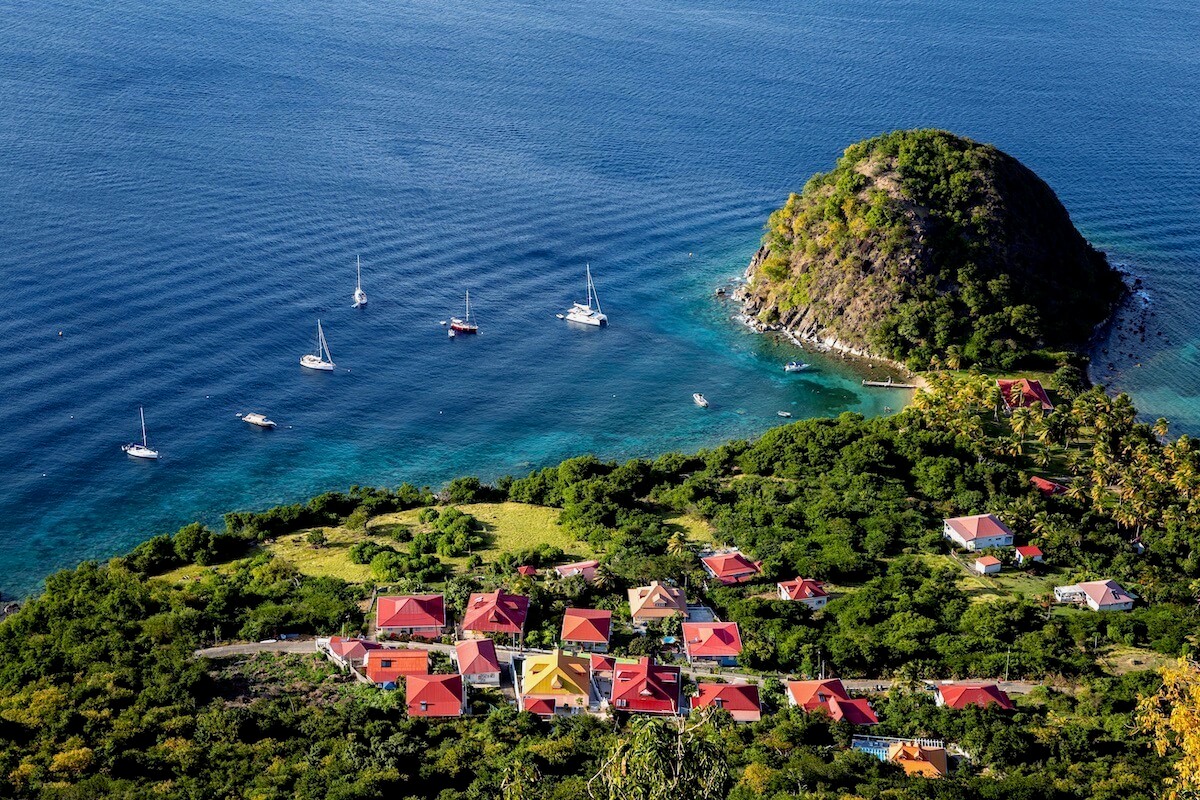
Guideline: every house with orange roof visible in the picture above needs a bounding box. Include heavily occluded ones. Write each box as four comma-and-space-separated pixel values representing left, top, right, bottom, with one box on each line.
555, 559, 600, 583
561, 608, 612, 652
997, 378, 1054, 413
406, 673, 465, 718
1054, 579, 1136, 611
777, 577, 829, 609
610, 657, 681, 715
461, 590, 530, 642
516, 565, 539, 577
888, 742, 949, 777
691, 683, 761, 723
935, 683, 1014, 711
454, 638, 501, 686
518, 649, 592, 716
682, 622, 743, 666
627, 581, 688, 624
974, 555, 1002, 575
700, 551, 763, 585
363, 648, 428, 689
375, 594, 446, 639
942, 513, 1014, 551
318, 636, 382, 670
787, 679, 878, 725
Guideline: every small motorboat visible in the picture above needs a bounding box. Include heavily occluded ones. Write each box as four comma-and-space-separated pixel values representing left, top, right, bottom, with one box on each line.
555, 313, 565, 320
242, 413, 277, 429
784, 361, 810, 373
693, 393, 709, 408
777, 411, 792, 418
448, 329, 456, 338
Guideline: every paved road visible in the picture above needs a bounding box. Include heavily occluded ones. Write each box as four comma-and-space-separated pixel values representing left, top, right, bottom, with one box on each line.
195, 639, 1053, 695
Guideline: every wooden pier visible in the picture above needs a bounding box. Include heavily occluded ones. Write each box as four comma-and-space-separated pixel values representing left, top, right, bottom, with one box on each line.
861, 378, 919, 389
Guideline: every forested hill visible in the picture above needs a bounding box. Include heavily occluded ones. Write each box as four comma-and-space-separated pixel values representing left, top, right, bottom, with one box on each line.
741, 130, 1125, 370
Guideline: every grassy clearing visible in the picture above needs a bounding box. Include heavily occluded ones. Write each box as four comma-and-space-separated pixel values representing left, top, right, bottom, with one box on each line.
664, 514, 719, 546
1098, 645, 1179, 675
916, 553, 1062, 604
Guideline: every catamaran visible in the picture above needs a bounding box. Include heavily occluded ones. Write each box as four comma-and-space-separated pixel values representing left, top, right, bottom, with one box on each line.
241, 413, 277, 429
564, 264, 607, 326
353, 255, 367, 308
450, 290, 478, 335
300, 319, 335, 371
122, 407, 159, 459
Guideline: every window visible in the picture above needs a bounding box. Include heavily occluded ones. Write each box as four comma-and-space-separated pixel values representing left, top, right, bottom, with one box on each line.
615, 699, 628, 708
420, 701, 428, 711
381, 659, 393, 668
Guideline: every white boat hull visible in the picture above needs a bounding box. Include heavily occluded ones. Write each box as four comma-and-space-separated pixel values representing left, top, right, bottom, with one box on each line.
565, 307, 607, 326
243, 413, 277, 428
300, 355, 335, 371
353, 289, 367, 308
123, 443, 159, 459
693, 393, 708, 408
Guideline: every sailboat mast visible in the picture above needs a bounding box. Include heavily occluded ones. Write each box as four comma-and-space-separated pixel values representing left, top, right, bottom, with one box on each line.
465, 290, 471, 323
140, 407, 148, 447
356, 255, 362, 291
587, 264, 601, 313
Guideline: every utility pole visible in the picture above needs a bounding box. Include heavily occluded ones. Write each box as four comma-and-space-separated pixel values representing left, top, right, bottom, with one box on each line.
1004, 648, 1011, 683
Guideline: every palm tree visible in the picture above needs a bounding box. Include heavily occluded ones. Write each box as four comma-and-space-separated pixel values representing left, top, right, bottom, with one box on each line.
589, 714, 731, 800
1009, 407, 1037, 444
667, 532, 689, 558
592, 563, 616, 592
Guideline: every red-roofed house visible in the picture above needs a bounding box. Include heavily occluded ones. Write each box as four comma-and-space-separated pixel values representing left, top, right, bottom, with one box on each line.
943, 514, 1015, 551
1015, 545, 1044, 566
787, 679, 878, 725
1055, 579, 1136, 611
691, 683, 761, 723
455, 639, 502, 686
997, 378, 1054, 413
590, 653, 617, 678
701, 551, 763, 585
1030, 476, 1067, 496
318, 636, 382, 669
974, 555, 1002, 575
555, 559, 600, 583
935, 683, 1014, 711
461, 590, 530, 642
363, 649, 429, 689
561, 608, 612, 652
682, 622, 743, 666
376, 594, 446, 639
516, 565, 539, 577
407, 673, 465, 717
777, 578, 829, 609
610, 657, 681, 715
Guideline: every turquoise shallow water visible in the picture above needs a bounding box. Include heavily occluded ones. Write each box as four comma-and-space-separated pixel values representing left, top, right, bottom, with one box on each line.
1, 0, 1197, 596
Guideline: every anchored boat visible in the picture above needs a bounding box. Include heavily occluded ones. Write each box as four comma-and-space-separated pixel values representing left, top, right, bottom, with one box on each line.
450, 290, 478, 335
300, 319, 335, 371
564, 264, 607, 326
122, 407, 159, 460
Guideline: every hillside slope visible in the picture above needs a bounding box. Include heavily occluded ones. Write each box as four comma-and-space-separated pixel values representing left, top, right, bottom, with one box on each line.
740, 129, 1125, 369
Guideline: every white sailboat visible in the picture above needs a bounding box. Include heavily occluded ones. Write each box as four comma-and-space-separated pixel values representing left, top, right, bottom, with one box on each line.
300, 319, 335, 371
122, 406, 160, 459
564, 264, 607, 326
450, 290, 478, 335
353, 255, 367, 308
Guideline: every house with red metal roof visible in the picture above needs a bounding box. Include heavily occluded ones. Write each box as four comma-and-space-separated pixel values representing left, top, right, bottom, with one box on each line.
454, 638, 502, 686
406, 673, 465, 718
610, 657, 681, 715
700, 551, 763, 585
1030, 476, 1067, 496
934, 683, 1014, 711
627, 581, 688, 623
318, 636, 382, 670
786, 679, 878, 725
1014, 545, 1044, 566
555, 559, 600, 583
1054, 579, 1136, 611
691, 683, 761, 723
561, 608, 612, 652
682, 622, 743, 667
375, 594, 446, 639
516, 565, 538, 577
997, 378, 1054, 413
942, 513, 1015, 551
363, 649, 429, 689
777, 577, 829, 609
461, 590, 530, 642
589, 653, 617, 679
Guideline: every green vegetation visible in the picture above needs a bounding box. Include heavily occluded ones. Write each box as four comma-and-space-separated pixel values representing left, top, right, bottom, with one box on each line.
746, 129, 1125, 370
2, 373, 1199, 798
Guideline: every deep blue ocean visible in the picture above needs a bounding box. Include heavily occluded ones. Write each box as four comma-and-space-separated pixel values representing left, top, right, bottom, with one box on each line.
1, 0, 1198, 597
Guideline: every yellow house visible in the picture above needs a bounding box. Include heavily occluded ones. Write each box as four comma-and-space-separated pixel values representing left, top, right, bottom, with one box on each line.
519, 649, 591, 716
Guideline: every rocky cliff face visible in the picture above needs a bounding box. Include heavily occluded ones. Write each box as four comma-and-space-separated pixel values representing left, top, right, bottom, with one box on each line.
741, 130, 1125, 370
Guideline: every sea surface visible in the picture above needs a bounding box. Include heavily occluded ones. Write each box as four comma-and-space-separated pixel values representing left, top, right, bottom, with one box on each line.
1, 0, 1197, 597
